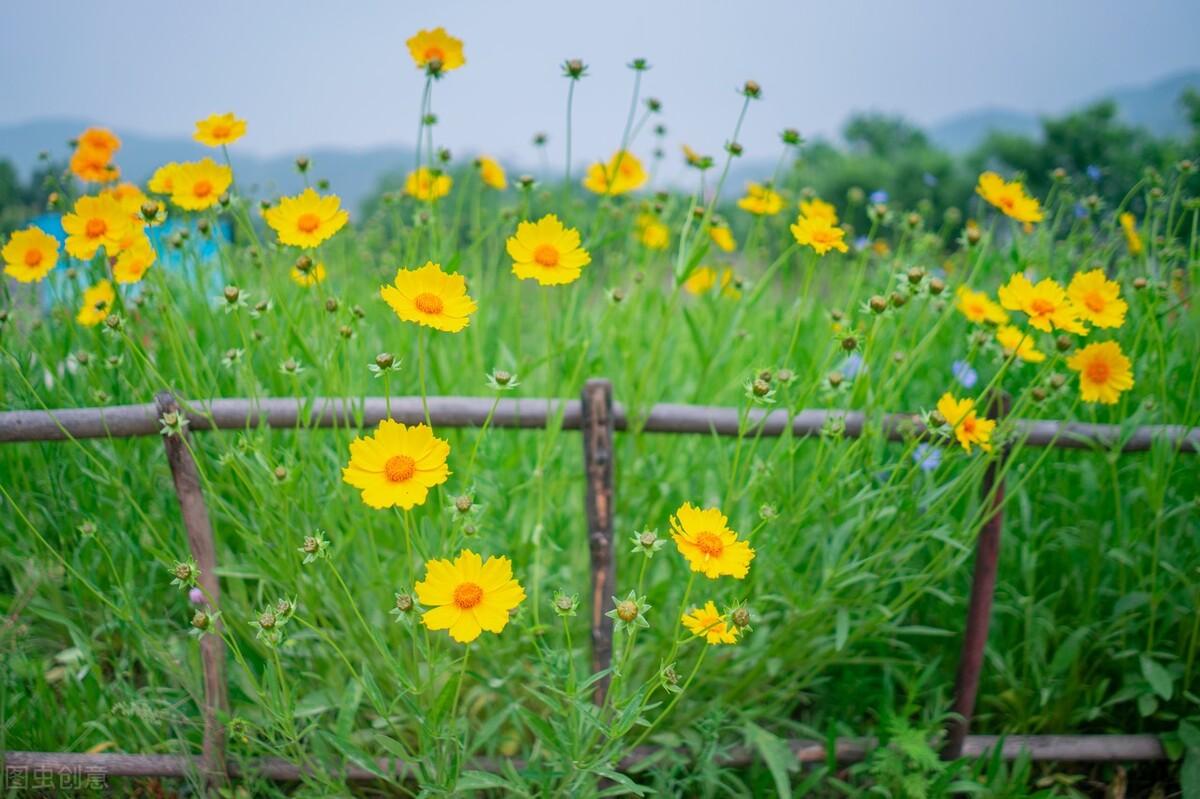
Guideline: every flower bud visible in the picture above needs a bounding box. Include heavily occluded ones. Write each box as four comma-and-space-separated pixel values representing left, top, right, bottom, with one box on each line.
1132, 277, 1148, 290
324, 298, 338, 313
191, 610, 211, 631
841, 336, 859, 352
493, 369, 512, 386
732, 607, 751, 629
726, 141, 743, 156
751, 378, 770, 397
1049, 373, 1067, 390
827, 371, 845, 388
616, 600, 639, 623
273, 465, 289, 481
223, 286, 240, 304
1031, 387, 1047, 402
295, 156, 310, 173
781, 128, 802, 146
742, 80, 762, 98
907, 267, 926, 284
257, 610, 277, 630
928, 278, 946, 295
1055, 335, 1073, 352
869, 295, 888, 314
889, 292, 907, 308
454, 495, 474, 513
395, 593, 414, 612
563, 59, 587, 79
375, 352, 394, 369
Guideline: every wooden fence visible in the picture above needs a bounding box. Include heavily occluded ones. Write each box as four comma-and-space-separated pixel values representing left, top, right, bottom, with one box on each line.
2, 379, 1195, 791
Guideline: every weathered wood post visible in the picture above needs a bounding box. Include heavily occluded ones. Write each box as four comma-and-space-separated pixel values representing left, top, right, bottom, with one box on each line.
943, 392, 1012, 760
155, 392, 229, 791
581, 379, 617, 704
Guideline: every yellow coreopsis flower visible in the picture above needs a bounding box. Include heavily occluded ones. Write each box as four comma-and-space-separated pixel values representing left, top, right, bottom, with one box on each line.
976, 171, 1044, 224
406, 27, 466, 74
415, 549, 525, 644
997, 273, 1087, 335
636, 214, 670, 250
709, 223, 736, 252
380, 261, 477, 332
506, 214, 591, 286
78, 127, 120, 156
790, 213, 849, 255
682, 601, 740, 645
936, 393, 995, 454
341, 419, 450, 509
405, 167, 453, 202
1068, 269, 1127, 329
3, 227, 59, 283
799, 197, 838, 224
582, 151, 647, 196
194, 112, 247, 147
112, 235, 156, 284
1067, 341, 1134, 404
476, 156, 507, 190
62, 194, 134, 260
263, 188, 349, 248
76, 279, 115, 326
670, 503, 755, 580
996, 325, 1046, 363
70, 145, 119, 183
290, 261, 327, 287
169, 158, 233, 212
683, 266, 717, 295
148, 162, 181, 195
954, 286, 1009, 325
737, 182, 783, 216
1118, 212, 1143, 256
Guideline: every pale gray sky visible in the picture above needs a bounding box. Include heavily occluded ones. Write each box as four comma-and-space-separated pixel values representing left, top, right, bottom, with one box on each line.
3, 1, 1198, 168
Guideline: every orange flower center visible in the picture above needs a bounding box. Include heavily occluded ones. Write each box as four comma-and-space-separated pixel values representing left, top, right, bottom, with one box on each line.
811, 229, 835, 244
967, 303, 984, 318
1085, 359, 1111, 384
193, 180, 213, 198
297, 212, 321, 233
453, 582, 483, 609
1030, 298, 1054, 316
211, 124, 231, 139
86, 219, 107, 238
24, 248, 43, 267
962, 416, 977, 435
424, 47, 446, 63
999, 195, 1015, 210
384, 455, 416, 482
533, 244, 559, 267
414, 292, 445, 315
695, 532, 724, 558
1084, 292, 1105, 312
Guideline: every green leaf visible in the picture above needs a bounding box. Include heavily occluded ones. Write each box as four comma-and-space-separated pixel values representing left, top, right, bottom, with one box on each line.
1183, 746, 1200, 799
744, 721, 794, 798
1140, 655, 1174, 700
1048, 626, 1091, 675
455, 770, 525, 793
835, 609, 849, 651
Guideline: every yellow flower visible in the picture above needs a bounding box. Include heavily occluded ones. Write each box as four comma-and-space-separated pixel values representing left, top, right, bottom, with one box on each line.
582, 151, 647, 196
380, 261, 477, 332
683, 266, 717, 295
682, 144, 711, 169
976, 171, 1044, 224
506, 214, 591, 286
62, 194, 134, 260
341, 419, 450, 509
737, 182, 783, 216
112, 234, 156, 284
790, 213, 849, 255
1119, 212, 1143, 256
936, 393, 995, 454
682, 601, 739, 645
169, 158, 233, 212
101, 182, 157, 225
709, 223, 736, 252
719, 269, 742, 299
1068, 269, 1127, 329
670, 502, 755, 580
415, 549, 525, 644
997, 273, 1087, 335
995, 325, 1046, 363
636, 214, 670, 250
69, 145, 119, 183
264, 188, 349, 248
148, 162, 181, 195
406, 27, 466, 73
290, 261, 327, 287
476, 156, 507, 190
1067, 341, 1134, 405
954, 286, 1009, 325
3, 227, 59, 283
76, 280, 115, 327
78, 127, 121, 156
193, 112, 247, 147
405, 167, 453, 202
798, 197, 838, 224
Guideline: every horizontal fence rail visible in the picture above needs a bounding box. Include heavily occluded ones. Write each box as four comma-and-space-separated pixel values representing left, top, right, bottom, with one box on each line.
1, 395, 1197, 452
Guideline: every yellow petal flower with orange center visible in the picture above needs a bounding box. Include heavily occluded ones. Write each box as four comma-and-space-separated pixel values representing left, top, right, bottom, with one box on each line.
995, 325, 1046, 363
69, 145, 119, 183
798, 197, 838, 224
790, 213, 849, 255
380, 261, 477, 332
976, 171, 1044, 224
670, 502, 755, 579
682, 601, 740, 645
169, 158, 233, 212
936, 393, 995, 454
62, 194, 134, 260
415, 549, 525, 643
76, 280, 115, 327
506, 214, 591, 286
1067, 341, 1134, 405
1067, 269, 1127, 329
476, 156, 507, 190
405, 167, 453, 202
997, 273, 1088, 335
112, 234, 156, 284
406, 28, 466, 73
582, 151, 647, 196
194, 112, 247, 147
263, 187, 349, 248
2, 227, 59, 283
737, 182, 783, 216
341, 419, 451, 509
954, 286, 1009, 325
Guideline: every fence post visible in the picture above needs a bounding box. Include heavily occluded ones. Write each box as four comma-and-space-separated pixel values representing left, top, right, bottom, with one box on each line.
943, 392, 1012, 760
581, 379, 616, 704
155, 392, 229, 791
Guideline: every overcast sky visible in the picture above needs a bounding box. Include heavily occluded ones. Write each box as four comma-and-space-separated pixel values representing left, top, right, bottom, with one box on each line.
3, 1, 1199, 168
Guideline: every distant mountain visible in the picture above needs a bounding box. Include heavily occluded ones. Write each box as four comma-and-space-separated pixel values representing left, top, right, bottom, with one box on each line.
0, 118, 412, 214
929, 69, 1200, 152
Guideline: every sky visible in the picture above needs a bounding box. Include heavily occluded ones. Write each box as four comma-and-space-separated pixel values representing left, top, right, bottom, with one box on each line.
3, 1, 1199, 169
